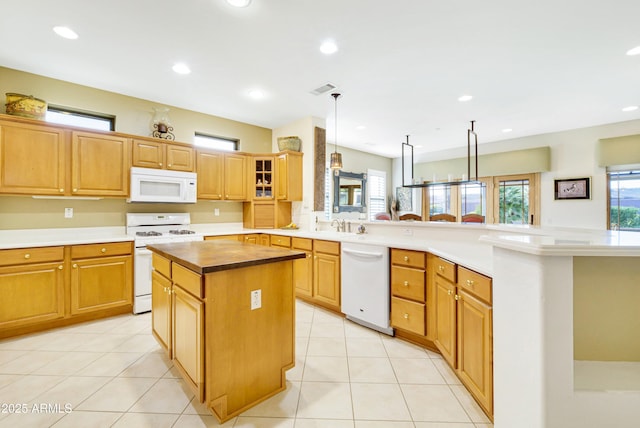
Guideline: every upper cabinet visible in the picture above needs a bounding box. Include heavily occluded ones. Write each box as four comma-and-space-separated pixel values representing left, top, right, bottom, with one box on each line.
71, 132, 130, 196
196, 150, 247, 200
0, 119, 129, 197
252, 156, 274, 200
276, 151, 302, 201
132, 138, 194, 172
0, 120, 67, 195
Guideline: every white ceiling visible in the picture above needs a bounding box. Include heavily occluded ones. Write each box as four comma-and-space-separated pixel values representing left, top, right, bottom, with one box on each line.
1, 0, 640, 159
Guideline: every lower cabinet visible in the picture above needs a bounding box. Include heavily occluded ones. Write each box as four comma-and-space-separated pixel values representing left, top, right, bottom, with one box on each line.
390, 249, 427, 336
151, 269, 172, 355
0, 242, 133, 338
313, 240, 341, 310
151, 253, 205, 400
0, 253, 65, 330
70, 242, 133, 315
292, 237, 313, 298
433, 257, 494, 417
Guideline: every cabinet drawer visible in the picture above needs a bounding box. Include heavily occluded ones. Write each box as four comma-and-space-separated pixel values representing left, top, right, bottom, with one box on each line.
271, 235, 291, 248
391, 266, 426, 302
291, 237, 312, 251
314, 239, 339, 255
0, 246, 64, 266
71, 242, 132, 259
434, 257, 456, 282
391, 249, 425, 269
458, 266, 492, 304
152, 253, 171, 278
172, 263, 203, 299
391, 296, 425, 336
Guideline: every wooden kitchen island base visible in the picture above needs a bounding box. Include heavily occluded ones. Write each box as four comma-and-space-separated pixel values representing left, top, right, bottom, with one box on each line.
148, 240, 304, 423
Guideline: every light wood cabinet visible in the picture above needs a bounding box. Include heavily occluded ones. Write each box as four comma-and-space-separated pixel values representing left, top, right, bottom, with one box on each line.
270, 235, 291, 248
456, 267, 493, 416
275, 151, 303, 201
0, 242, 133, 339
243, 200, 292, 229
70, 242, 133, 315
433, 257, 494, 417
0, 246, 65, 330
313, 240, 341, 310
0, 120, 67, 195
71, 132, 130, 196
252, 156, 274, 200
196, 151, 247, 200
292, 238, 313, 297
152, 268, 172, 356
390, 249, 427, 336
172, 264, 205, 401
132, 138, 194, 172
240, 234, 261, 245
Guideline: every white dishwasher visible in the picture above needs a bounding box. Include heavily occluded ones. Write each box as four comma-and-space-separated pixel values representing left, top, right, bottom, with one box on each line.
341, 241, 393, 335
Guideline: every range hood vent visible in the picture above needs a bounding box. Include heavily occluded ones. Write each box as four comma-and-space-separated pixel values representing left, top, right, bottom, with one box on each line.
310, 83, 337, 95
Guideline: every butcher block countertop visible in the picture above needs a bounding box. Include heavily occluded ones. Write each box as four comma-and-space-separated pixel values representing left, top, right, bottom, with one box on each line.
147, 239, 305, 274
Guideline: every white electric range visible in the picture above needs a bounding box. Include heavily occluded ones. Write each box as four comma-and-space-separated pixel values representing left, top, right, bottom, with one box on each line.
126, 213, 204, 314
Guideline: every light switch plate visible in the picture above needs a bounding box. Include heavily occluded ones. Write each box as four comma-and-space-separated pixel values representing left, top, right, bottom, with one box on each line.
251, 289, 261, 310
214, 208, 220, 216
64, 208, 73, 218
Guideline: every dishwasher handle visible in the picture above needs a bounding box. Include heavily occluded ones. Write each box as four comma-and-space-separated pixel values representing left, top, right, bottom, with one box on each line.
342, 248, 385, 259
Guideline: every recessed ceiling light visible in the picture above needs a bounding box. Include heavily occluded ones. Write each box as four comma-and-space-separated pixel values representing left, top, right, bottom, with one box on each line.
247, 89, 265, 99
622, 105, 639, 112
53, 26, 78, 40
320, 40, 338, 55
356, 125, 366, 130
626, 46, 640, 56
226, 0, 251, 7
458, 95, 473, 102
502, 128, 513, 133
172, 63, 191, 75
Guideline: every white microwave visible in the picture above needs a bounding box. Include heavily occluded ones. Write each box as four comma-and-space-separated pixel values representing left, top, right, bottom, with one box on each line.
129, 167, 197, 203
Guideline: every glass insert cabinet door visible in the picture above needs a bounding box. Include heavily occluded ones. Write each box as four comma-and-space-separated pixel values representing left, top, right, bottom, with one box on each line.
333, 171, 367, 213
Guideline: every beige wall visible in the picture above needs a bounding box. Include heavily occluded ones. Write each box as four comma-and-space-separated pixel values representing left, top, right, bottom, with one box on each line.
574, 257, 640, 361
0, 66, 270, 229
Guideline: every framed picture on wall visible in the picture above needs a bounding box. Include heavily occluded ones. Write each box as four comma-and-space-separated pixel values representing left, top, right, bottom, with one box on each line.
554, 177, 590, 200
396, 187, 413, 211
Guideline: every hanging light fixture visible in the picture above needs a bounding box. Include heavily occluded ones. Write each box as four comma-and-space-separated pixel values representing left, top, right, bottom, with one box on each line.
330, 93, 343, 171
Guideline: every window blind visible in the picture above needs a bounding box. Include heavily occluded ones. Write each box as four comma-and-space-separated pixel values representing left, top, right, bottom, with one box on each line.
367, 169, 386, 220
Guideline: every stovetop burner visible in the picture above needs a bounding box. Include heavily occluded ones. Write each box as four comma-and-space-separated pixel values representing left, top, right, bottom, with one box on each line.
169, 229, 196, 235
135, 231, 162, 237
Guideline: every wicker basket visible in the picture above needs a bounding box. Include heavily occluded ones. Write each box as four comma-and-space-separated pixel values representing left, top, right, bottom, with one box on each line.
277, 136, 301, 152
5, 93, 47, 119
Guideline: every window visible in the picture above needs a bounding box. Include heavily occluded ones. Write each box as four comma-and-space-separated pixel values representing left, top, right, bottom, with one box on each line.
428, 185, 453, 216
608, 170, 640, 231
46, 106, 114, 131
422, 173, 539, 224
194, 133, 238, 151
368, 169, 386, 220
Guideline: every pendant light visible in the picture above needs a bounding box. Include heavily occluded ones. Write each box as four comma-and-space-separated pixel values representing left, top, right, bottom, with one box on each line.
330, 93, 343, 170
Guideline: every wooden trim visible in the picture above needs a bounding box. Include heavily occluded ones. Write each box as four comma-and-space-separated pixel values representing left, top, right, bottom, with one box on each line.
314, 126, 326, 212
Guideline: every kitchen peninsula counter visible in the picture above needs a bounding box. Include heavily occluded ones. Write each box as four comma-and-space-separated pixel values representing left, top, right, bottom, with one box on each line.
146, 240, 304, 423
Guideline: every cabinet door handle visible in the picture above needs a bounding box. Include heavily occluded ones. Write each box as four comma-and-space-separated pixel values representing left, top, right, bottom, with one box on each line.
168, 164, 172, 167
307, 254, 312, 258
403, 256, 409, 262
455, 294, 461, 301
447, 289, 452, 296
466, 279, 474, 286
58, 265, 63, 270
72, 263, 78, 268
438, 265, 445, 272
101, 248, 107, 253
403, 281, 409, 287
403, 313, 409, 319
59, 188, 64, 193
218, 194, 222, 198
24, 253, 31, 259
159, 163, 163, 167
72, 188, 78, 192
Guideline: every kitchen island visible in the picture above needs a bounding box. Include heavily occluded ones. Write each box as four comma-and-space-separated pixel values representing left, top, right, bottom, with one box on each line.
146, 239, 305, 423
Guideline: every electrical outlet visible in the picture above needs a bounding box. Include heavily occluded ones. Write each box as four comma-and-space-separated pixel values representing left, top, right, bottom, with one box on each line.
214, 208, 220, 216
64, 208, 73, 218
402, 228, 413, 236
251, 289, 261, 310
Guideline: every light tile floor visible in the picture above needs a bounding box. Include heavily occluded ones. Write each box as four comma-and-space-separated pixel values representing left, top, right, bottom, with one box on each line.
0, 300, 494, 428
